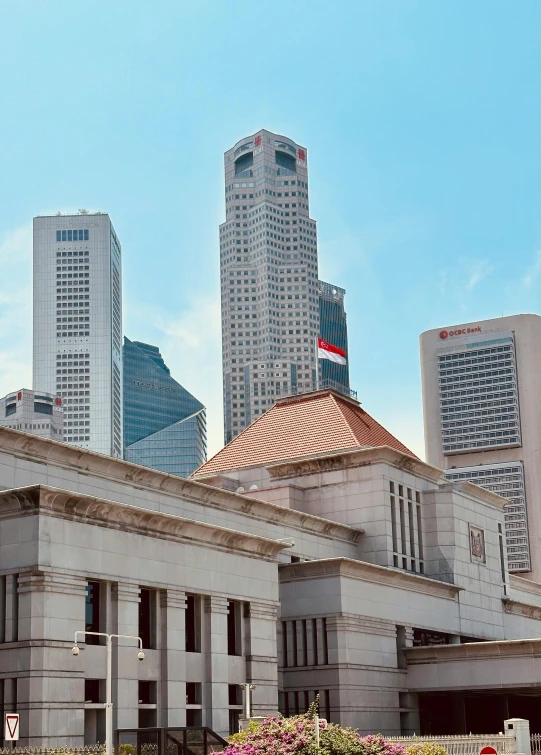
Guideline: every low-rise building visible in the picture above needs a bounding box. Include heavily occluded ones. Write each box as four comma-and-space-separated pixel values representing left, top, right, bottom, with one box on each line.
0, 390, 540, 746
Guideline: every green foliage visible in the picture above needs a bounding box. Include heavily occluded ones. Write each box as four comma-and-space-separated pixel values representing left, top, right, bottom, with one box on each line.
405, 744, 446, 755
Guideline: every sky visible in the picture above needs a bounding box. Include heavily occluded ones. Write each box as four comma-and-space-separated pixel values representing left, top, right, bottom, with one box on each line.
0, 0, 539, 461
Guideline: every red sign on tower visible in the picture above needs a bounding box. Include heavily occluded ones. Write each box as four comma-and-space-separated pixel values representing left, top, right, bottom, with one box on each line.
298, 148, 306, 161
254, 135, 262, 147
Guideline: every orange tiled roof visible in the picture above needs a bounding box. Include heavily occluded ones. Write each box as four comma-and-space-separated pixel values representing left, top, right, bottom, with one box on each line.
194, 390, 417, 477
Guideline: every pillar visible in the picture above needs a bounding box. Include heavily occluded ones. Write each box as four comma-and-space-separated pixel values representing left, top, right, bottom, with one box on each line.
245, 602, 279, 716
112, 582, 140, 731
16, 570, 87, 747
160, 589, 187, 727
204, 596, 229, 736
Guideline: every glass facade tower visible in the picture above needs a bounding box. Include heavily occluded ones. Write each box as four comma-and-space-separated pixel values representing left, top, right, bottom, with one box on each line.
318, 281, 349, 394
220, 130, 320, 443
123, 338, 206, 477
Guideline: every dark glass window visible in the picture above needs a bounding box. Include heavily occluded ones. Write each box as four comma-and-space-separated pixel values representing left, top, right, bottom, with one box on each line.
185, 594, 200, 652
56, 231, 61, 242
34, 402, 53, 415
139, 588, 156, 649
85, 581, 102, 644
227, 600, 240, 656
186, 709, 202, 727
62, 231, 67, 241
275, 150, 296, 172
85, 679, 102, 703
5, 404, 16, 417
84, 229, 89, 240
235, 152, 254, 176
186, 682, 201, 705
68, 230, 72, 241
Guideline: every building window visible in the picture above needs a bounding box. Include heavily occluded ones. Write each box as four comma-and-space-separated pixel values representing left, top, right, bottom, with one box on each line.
227, 600, 241, 656
5, 404, 16, 417
85, 581, 102, 645
185, 594, 201, 653
186, 682, 203, 727
139, 588, 157, 649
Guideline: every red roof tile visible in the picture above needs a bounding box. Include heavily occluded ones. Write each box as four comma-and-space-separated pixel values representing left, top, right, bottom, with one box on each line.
194, 390, 417, 477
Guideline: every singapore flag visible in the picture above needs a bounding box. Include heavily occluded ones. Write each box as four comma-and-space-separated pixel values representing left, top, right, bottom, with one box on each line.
317, 337, 347, 365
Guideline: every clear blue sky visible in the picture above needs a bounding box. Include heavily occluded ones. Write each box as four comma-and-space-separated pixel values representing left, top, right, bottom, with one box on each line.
0, 0, 539, 458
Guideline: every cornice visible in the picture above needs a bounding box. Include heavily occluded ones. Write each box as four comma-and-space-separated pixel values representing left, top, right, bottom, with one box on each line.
503, 597, 541, 621
279, 558, 461, 600
266, 446, 445, 484
435, 481, 506, 510
509, 574, 541, 598
405, 637, 541, 664
0, 485, 290, 561
0, 427, 361, 545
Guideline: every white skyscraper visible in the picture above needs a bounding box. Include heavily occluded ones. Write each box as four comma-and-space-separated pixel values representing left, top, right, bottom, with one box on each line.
420, 314, 541, 578
33, 212, 123, 457
220, 130, 320, 443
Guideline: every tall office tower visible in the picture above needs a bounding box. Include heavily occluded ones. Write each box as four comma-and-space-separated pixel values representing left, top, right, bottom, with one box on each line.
0, 389, 64, 441
420, 314, 541, 577
33, 212, 123, 457
123, 338, 207, 477
318, 280, 350, 394
220, 130, 319, 442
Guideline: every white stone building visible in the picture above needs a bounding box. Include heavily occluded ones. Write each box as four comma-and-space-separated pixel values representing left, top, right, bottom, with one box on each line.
1, 389, 541, 746
33, 212, 123, 458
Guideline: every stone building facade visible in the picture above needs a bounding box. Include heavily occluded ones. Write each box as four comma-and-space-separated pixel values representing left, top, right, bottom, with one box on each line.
1, 390, 541, 744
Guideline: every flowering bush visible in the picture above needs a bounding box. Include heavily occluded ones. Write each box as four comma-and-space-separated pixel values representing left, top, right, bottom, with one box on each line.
225, 710, 408, 755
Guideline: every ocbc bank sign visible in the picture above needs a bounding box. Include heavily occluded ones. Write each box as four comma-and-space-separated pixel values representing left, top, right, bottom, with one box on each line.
439, 326, 482, 340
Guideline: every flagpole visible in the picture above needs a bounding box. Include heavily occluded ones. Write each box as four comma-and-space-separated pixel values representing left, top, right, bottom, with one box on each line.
315, 336, 320, 391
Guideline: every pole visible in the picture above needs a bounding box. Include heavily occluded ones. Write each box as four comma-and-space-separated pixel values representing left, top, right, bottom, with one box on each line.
314, 714, 320, 748
106, 635, 113, 755
245, 684, 250, 720
315, 337, 320, 391
73, 631, 143, 755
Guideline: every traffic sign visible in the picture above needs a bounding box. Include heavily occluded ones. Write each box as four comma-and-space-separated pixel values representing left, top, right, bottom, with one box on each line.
4, 713, 19, 741
480, 748, 497, 755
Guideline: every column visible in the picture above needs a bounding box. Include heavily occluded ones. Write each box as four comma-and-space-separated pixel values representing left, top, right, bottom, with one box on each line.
244, 602, 279, 717
160, 589, 187, 727
204, 596, 229, 736
17, 570, 87, 747
112, 582, 140, 731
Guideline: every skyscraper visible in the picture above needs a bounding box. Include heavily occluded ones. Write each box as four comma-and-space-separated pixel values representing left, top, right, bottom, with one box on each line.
420, 314, 541, 577
220, 130, 320, 442
123, 338, 206, 477
33, 212, 123, 457
318, 280, 350, 393
0, 388, 64, 441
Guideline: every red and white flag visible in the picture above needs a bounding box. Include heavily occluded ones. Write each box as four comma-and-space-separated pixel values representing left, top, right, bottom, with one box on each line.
317, 337, 347, 365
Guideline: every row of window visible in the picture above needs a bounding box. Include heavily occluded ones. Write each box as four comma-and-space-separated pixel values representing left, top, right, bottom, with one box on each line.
85, 582, 245, 656
56, 229, 89, 241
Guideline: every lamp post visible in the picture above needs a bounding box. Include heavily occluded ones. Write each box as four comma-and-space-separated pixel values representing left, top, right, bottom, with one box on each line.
240, 684, 256, 720
72, 631, 145, 755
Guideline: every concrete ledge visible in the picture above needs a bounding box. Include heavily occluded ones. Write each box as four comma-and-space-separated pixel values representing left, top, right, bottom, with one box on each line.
0, 484, 291, 560
279, 557, 461, 600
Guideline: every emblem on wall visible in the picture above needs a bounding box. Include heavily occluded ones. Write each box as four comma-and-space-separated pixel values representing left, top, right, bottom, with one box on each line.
469, 525, 486, 564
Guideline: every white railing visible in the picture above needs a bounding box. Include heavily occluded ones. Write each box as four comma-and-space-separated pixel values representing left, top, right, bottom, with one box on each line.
388, 735, 517, 755
531, 734, 541, 755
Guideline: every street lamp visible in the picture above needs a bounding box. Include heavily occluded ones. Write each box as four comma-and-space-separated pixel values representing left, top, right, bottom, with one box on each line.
72, 630, 144, 755
240, 683, 257, 720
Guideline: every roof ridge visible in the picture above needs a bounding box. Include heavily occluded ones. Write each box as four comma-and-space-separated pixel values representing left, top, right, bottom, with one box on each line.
330, 394, 361, 447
